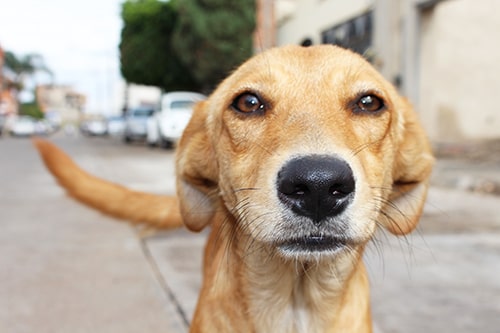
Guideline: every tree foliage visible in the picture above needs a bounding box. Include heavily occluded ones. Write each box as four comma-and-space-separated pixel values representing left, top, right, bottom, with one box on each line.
4, 51, 52, 118
4, 51, 52, 91
119, 0, 199, 92
119, 0, 256, 93
172, 0, 256, 92
20, 102, 44, 119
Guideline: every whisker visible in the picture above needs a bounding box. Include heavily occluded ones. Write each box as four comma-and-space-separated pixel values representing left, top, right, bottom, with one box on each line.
233, 187, 261, 193
350, 139, 384, 157
254, 141, 278, 157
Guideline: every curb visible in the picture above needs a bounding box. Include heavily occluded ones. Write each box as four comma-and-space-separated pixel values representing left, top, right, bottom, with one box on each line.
432, 140, 500, 196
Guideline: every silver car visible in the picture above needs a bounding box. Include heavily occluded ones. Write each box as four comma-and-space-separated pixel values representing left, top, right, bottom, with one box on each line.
123, 106, 155, 143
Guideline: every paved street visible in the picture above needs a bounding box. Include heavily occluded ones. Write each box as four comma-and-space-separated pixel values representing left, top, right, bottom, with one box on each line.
1, 132, 499, 333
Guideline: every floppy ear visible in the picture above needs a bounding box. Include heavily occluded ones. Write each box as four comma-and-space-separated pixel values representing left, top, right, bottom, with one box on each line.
176, 101, 219, 232
380, 98, 435, 235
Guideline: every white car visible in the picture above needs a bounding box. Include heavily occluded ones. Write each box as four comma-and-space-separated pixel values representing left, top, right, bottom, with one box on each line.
106, 115, 125, 136
80, 118, 108, 136
10, 116, 37, 136
147, 92, 205, 148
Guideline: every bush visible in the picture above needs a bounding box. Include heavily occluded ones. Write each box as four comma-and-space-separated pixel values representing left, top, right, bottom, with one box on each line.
20, 102, 45, 119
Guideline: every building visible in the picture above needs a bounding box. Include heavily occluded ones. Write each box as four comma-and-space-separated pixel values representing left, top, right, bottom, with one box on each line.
0, 45, 3, 97
36, 84, 86, 124
0, 44, 18, 117
118, 83, 162, 115
259, 0, 500, 141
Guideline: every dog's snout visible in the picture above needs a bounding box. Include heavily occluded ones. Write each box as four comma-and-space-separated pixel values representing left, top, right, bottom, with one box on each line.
277, 156, 355, 223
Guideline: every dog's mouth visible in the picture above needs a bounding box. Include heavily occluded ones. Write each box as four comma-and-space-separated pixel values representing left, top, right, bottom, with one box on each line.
277, 235, 348, 255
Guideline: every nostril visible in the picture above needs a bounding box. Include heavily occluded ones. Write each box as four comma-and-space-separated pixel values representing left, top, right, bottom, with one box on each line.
329, 182, 355, 197
330, 186, 344, 197
289, 184, 309, 196
277, 174, 309, 195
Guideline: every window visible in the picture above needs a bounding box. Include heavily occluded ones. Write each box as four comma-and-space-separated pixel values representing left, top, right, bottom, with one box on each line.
321, 11, 373, 56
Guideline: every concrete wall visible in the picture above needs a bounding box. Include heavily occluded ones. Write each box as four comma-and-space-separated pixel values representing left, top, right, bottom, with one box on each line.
277, 0, 372, 46
418, 0, 500, 140
111, 82, 161, 116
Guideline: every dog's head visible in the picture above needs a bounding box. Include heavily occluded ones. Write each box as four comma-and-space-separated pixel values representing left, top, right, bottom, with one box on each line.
176, 45, 434, 260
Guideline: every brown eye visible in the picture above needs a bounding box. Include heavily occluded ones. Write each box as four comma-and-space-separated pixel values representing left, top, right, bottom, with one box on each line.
356, 95, 384, 113
231, 93, 266, 114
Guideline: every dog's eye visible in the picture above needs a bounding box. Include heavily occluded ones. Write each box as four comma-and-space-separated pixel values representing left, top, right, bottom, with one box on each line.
231, 93, 265, 114
355, 95, 385, 113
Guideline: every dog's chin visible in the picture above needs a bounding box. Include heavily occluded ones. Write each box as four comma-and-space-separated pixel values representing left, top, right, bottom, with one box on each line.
276, 235, 353, 261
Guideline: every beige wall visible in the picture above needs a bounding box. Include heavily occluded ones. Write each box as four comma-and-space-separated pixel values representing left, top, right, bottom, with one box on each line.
419, 0, 500, 140
277, 0, 372, 46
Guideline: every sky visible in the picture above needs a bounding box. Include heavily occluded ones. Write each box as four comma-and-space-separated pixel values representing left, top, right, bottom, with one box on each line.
0, 0, 126, 114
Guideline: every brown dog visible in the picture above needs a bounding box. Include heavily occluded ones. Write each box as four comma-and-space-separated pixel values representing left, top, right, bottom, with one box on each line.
35, 45, 434, 333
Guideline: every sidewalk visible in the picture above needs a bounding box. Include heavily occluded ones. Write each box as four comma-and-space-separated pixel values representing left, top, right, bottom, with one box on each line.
432, 139, 500, 195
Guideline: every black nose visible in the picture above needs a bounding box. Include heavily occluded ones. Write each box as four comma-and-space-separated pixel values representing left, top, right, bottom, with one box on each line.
277, 155, 355, 223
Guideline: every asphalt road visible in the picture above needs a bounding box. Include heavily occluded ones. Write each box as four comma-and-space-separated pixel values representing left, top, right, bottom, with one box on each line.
1, 132, 499, 333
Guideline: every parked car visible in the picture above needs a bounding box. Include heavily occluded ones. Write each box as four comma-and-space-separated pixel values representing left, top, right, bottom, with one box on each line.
106, 115, 125, 136
123, 106, 155, 143
10, 116, 37, 136
147, 92, 206, 148
80, 117, 108, 136
34, 119, 52, 136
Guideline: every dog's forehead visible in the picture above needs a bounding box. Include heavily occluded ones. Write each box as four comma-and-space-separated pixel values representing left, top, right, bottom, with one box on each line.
253, 45, 360, 67
221, 45, 385, 95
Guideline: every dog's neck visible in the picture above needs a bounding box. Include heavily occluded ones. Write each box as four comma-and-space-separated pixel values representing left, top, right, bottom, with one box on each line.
242, 245, 371, 333
194, 215, 372, 333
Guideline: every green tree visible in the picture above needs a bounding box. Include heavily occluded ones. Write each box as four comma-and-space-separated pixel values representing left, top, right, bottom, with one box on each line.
172, 0, 256, 92
4, 51, 52, 119
4, 51, 52, 91
119, 0, 199, 92
19, 102, 44, 119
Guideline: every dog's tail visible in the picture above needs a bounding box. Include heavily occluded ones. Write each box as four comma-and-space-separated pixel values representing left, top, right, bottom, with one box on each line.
33, 138, 183, 230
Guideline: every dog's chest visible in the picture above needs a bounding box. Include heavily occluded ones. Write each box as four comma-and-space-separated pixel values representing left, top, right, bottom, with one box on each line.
247, 266, 344, 333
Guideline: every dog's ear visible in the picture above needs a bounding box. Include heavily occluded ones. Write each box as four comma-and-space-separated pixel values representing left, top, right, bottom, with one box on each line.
175, 101, 219, 232
380, 98, 435, 235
